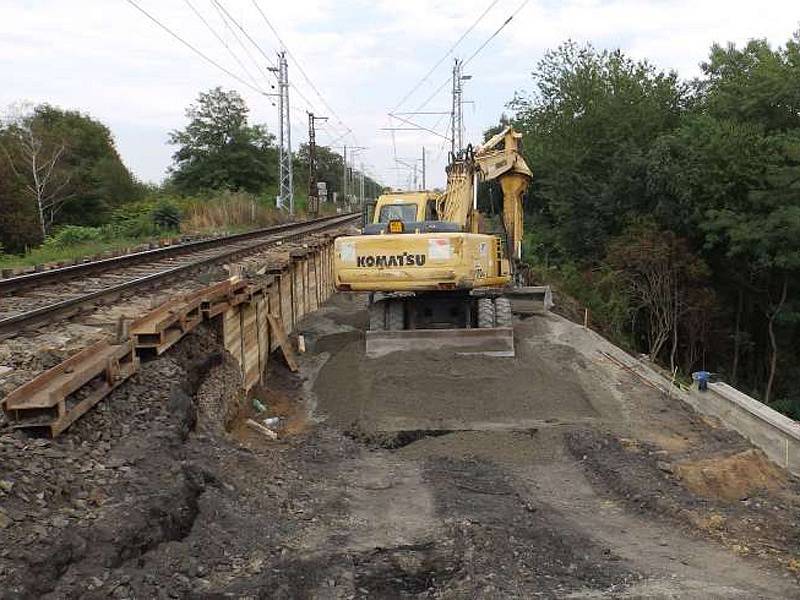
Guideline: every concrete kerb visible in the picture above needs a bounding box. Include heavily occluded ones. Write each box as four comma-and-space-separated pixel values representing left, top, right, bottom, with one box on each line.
560, 313, 800, 477
701, 382, 800, 476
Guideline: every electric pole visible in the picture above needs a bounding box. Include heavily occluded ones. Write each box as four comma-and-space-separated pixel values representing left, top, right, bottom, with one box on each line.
268, 52, 293, 214
450, 59, 470, 157
343, 146, 367, 208
307, 112, 327, 216
421, 147, 426, 190
359, 162, 365, 208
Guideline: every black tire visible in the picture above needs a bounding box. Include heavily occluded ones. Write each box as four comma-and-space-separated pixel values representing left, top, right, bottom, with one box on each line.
387, 299, 405, 331
495, 296, 512, 328
477, 297, 495, 328
368, 300, 385, 331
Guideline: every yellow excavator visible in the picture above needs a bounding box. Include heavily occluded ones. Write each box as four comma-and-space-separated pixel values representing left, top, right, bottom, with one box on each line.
334, 126, 551, 357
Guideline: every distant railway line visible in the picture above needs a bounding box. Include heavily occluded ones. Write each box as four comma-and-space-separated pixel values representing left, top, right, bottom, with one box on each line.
0, 213, 357, 338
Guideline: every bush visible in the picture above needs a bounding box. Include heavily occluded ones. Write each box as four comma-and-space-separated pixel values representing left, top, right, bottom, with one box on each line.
151, 200, 181, 230
43, 225, 102, 248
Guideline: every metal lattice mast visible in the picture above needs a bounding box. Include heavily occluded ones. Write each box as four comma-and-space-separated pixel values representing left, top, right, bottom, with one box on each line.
307, 111, 327, 216
450, 58, 468, 157
270, 52, 293, 214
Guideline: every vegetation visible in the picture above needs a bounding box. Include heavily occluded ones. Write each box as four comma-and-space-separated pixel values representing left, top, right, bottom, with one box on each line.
506, 34, 800, 417
0, 87, 374, 269
0, 104, 144, 252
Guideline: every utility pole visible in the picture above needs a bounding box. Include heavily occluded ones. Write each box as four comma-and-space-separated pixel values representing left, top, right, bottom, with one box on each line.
359, 162, 365, 208
307, 111, 327, 216
342, 145, 347, 208
421, 147, 426, 190
344, 146, 367, 207
268, 52, 293, 214
450, 59, 470, 156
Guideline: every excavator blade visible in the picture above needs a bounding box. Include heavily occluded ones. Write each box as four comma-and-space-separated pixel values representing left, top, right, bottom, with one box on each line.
366, 327, 514, 359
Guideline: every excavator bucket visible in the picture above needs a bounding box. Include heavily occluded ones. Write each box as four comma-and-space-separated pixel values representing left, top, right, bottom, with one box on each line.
505, 286, 553, 315
366, 327, 515, 359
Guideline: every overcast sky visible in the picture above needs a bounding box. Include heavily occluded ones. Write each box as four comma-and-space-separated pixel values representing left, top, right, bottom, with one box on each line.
2, 0, 798, 189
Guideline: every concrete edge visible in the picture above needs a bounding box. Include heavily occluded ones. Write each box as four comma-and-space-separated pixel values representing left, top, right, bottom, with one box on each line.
550, 313, 800, 477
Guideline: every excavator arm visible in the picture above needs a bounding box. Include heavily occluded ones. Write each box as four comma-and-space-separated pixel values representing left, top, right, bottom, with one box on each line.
474, 126, 532, 261
435, 126, 532, 261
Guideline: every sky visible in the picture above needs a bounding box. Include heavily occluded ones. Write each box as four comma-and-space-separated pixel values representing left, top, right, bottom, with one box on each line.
1, 0, 798, 190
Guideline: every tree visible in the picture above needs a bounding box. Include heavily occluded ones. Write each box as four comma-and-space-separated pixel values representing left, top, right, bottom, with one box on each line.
0, 156, 40, 253
509, 41, 687, 260
1, 105, 71, 239
168, 87, 277, 194
606, 221, 710, 367
0, 104, 143, 241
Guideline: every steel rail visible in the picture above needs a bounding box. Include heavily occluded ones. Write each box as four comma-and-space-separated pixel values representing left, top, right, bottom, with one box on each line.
0, 213, 358, 338
0, 213, 353, 295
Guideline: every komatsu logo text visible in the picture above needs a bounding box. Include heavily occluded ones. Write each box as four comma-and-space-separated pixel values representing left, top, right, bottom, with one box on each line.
357, 253, 426, 268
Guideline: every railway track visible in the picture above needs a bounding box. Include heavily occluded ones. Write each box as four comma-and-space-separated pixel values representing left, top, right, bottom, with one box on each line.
0, 213, 357, 338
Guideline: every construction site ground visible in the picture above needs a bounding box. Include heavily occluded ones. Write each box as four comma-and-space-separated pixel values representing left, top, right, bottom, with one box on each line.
2, 293, 800, 599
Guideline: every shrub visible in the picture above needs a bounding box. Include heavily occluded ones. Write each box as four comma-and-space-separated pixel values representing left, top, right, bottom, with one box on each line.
43, 225, 102, 248
151, 200, 181, 230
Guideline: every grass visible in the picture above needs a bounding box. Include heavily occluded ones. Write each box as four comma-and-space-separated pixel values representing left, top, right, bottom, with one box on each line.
0, 236, 156, 269
0, 190, 341, 270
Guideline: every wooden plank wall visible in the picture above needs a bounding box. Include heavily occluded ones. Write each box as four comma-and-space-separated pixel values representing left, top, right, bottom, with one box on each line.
223, 241, 336, 390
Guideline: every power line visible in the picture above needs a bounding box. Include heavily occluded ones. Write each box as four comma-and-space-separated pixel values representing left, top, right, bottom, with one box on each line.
126, 0, 267, 95
211, 0, 277, 69
411, 0, 529, 114
211, 1, 339, 136
208, 0, 276, 93
183, 0, 262, 92
214, 1, 357, 152
251, 0, 357, 145
390, 0, 500, 113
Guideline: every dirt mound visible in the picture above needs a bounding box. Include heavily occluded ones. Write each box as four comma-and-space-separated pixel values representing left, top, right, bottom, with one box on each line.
675, 449, 787, 502
313, 322, 604, 433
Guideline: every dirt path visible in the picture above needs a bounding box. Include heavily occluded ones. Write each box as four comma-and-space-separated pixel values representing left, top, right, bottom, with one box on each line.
2, 294, 799, 598
304, 294, 800, 598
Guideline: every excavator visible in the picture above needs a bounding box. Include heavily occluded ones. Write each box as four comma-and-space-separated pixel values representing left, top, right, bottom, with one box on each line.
333, 126, 551, 357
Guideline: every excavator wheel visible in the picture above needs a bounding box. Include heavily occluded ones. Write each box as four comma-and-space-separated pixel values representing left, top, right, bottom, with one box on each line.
495, 297, 512, 328
477, 298, 495, 328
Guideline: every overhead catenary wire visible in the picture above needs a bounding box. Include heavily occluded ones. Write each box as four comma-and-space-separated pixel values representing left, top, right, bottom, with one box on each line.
412, 0, 530, 114
250, 0, 357, 146
390, 0, 500, 113
385, 0, 528, 189
182, 0, 263, 94
210, 0, 350, 144
211, 0, 277, 69
125, 0, 268, 96
207, 0, 276, 92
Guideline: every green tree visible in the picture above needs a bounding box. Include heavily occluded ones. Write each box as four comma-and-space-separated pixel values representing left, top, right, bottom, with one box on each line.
507, 33, 800, 415
0, 156, 39, 253
0, 104, 142, 241
510, 41, 687, 260
169, 87, 277, 194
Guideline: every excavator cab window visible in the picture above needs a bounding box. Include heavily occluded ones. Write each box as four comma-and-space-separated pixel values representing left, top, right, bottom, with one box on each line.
378, 204, 417, 223
425, 199, 439, 221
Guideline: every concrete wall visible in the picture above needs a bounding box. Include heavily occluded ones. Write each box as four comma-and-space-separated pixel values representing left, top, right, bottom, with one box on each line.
696, 382, 800, 475
558, 312, 800, 477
